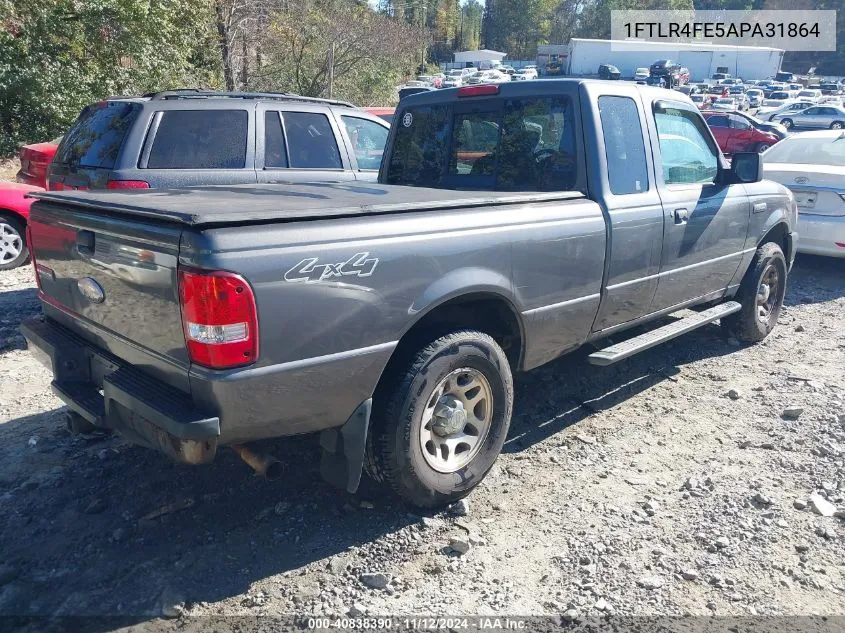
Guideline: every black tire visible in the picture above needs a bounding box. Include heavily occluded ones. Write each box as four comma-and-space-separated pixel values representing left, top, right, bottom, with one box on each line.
365, 330, 513, 508
755, 142, 771, 153
0, 213, 29, 271
721, 242, 787, 343
830, 121, 844, 130
781, 118, 793, 129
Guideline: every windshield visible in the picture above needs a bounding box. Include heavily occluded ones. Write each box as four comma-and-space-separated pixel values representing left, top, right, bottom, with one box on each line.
764, 135, 845, 167
691, 95, 704, 102
798, 91, 816, 97
770, 92, 789, 99
715, 98, 734, 104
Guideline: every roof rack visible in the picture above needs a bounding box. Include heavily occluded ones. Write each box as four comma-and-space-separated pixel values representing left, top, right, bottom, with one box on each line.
143, 89, 355, 108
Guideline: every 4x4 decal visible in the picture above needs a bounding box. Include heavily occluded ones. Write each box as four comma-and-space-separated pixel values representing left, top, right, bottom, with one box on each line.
284, 252, 379, 283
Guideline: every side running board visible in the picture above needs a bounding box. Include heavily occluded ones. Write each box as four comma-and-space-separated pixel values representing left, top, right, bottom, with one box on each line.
587, 301, 742, 366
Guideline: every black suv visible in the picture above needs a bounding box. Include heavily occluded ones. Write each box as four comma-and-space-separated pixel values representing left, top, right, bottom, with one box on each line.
48, 90, 391, 191
650, 59, 681, 86
597, 64, 621, 80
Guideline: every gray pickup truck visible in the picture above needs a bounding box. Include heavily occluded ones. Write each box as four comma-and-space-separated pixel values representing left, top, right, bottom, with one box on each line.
22, 80, 797, 508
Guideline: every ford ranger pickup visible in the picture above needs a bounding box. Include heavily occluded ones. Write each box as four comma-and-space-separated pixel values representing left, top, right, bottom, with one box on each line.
21, 80, 797, 508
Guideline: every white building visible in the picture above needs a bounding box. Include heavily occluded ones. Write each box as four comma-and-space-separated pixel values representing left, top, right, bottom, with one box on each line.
564, 38, 784, 81
453, 49, 507, 69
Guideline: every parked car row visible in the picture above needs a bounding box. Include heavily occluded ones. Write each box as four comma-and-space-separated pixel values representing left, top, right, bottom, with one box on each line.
404, 65, 539, 92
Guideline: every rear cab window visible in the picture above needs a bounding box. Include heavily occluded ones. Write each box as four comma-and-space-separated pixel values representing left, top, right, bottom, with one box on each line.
55, 101, 141, 169
386, 96, 578, 191
146, 110, 248, 169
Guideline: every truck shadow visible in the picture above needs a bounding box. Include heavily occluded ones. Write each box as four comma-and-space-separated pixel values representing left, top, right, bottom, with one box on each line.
0, 252, 841, 623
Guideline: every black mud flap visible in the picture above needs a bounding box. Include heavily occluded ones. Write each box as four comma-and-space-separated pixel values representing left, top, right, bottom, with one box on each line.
319, 399, 371, 493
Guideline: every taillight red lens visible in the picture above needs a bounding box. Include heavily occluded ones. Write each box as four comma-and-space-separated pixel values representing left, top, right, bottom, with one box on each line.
178, 268, 258, 369
107, 180, 150, 189
457, 84, 500, 97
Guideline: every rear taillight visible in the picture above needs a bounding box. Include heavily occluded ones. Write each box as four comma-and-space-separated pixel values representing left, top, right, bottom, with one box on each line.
107, 180, 150, 189
458, 84, 500, 97
178, 268, 258, 369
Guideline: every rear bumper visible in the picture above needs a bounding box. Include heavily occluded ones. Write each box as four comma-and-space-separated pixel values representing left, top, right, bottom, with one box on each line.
798, 213, 845, 258
21, 316, 220, 463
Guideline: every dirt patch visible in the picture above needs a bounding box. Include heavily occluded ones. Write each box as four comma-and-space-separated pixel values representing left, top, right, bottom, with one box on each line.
0, 257, 843, 625
0, 157, 20, 183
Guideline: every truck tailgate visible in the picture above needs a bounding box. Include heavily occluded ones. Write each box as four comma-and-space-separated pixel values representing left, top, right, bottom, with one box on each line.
27, 200, 190, 392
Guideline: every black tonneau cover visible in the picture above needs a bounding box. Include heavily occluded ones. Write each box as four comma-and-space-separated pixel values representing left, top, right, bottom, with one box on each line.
30, 183, 584, 227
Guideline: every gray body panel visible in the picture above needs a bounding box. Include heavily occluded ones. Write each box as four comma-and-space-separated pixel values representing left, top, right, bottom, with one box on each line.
25, 79, 795, 448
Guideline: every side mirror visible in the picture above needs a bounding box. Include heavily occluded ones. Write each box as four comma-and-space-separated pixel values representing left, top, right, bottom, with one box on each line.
730, 152, 763, 183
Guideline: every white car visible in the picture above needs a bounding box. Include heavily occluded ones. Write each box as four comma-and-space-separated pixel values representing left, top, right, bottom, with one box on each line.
634, 67, 650, 81
760, 91, 793, 108
796, 89, 822, 102
442, 69, 465, 88
757, 100, 815, 120
762, 130, 845, 257
513, 68, 537, 81
746, 89, 764, 107
465, 70, 510, 85
711, 97, 738, 111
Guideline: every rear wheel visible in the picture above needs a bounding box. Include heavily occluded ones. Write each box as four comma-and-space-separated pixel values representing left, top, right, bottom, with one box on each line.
366, 330, 513, 508
830, 121, 843, 130
781, 118, 794, 129
0, 213, 29, 271
721, 242, 787, 343
755, 142, 771, 153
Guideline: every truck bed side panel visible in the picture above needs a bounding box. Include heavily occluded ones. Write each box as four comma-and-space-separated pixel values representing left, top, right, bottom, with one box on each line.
180, 198, 605, 442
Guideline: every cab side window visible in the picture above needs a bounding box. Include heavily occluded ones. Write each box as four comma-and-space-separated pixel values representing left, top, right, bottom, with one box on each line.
598, 96, 648, 195
653, 106, 718, 185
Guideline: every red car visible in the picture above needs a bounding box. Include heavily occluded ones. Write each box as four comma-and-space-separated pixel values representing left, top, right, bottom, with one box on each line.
16, 138, 60, 188
0, 182, 42, 270
0, 138, 59, 269
704, 112, 780, 155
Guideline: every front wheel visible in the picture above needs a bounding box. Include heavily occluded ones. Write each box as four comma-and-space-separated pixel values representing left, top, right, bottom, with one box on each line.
781, 118, 794, 129
830, 121, 843, 130
0, 214, 29, 270
755, 143, 771, 153
366, 330, 513, 508
721, 242, 787, 343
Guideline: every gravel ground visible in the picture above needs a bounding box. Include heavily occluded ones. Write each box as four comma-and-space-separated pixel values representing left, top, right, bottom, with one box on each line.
1, 257, 844, 627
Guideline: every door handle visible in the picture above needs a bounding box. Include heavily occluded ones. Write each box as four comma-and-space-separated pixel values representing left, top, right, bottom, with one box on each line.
673, 208, 689, 224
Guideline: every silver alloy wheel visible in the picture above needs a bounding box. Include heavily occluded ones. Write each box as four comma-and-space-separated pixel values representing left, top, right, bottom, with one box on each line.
756, 262, 780, 324
0, 222, 23, 264
831, 121, 843, 130
419, 367, 493, 473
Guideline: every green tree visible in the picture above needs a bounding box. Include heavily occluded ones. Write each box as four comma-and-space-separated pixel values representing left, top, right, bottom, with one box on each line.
0, 0, 219, 155
253, 1, 427, 105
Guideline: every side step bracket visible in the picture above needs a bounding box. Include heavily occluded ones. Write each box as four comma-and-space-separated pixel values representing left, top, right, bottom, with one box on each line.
587, 301, 741, 366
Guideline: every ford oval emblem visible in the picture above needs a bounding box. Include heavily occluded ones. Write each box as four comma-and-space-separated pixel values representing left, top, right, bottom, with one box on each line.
794, 176, 809, 184
77, 277, 105, 304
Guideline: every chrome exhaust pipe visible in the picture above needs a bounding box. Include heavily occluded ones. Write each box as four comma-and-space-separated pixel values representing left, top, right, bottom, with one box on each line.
231, 444, 284, 481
